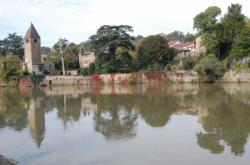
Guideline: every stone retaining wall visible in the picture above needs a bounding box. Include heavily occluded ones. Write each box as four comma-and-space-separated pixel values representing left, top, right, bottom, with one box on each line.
218, 70, 250, 83
40, 71, 199, 86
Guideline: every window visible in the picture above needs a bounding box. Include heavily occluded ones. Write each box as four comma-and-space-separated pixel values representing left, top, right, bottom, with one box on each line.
34, 39, 37, 42
26, 39, 29, 43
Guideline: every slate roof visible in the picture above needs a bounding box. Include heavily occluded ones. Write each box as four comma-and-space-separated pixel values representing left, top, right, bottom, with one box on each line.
25, 23, 40, 38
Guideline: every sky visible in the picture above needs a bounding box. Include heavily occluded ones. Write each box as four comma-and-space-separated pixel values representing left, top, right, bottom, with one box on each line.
0, 0, 249, 47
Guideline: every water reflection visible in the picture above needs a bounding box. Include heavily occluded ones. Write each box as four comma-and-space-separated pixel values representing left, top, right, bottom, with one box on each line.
0, 84, 250, 157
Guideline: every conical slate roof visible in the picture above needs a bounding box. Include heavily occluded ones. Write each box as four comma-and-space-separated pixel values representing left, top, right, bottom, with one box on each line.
25, 23, 40, 38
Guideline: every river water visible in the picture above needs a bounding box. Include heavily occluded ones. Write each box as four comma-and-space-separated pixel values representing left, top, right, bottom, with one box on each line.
0, 84, 250, 165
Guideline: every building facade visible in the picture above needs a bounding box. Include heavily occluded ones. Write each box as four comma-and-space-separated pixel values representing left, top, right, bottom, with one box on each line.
79, 48, 96, 68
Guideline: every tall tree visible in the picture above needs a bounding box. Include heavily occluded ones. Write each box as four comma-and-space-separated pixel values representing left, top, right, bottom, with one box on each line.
229, 25, 250, 59
0, 33, 24, 58
193, 6, 221, 55
221, 4, 246, 43
138, 35, 176, 70
219, 4, 246, 58
89, 25, 135, 73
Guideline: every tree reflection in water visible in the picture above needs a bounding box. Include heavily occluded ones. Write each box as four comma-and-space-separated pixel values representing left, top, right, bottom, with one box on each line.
195, 85, 250, 156
0, 84, 250, 156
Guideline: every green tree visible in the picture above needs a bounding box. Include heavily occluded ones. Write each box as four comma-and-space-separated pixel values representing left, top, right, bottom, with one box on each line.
41, 46, 51, 54
66, 42, 80, 57
137, 35, 176, 70
229, 25, 250, 59
89, 25, 135, 73
183, 32, 197, 42
0, 55, 22, 80
219, 3, 246, 58
0, 33, 24, 58
193, 6, 221, 55
47, 52, 79, 72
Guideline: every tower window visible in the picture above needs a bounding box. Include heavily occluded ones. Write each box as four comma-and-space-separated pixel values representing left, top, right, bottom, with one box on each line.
26, 39, 29, 43
34, 39, 37, 42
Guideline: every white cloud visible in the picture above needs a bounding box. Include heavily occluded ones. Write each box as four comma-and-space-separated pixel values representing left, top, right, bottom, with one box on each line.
0, 0, 249, 46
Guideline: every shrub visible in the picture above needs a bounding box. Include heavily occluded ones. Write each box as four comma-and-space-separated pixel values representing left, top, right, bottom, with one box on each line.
181, 57, 198, 70
194, 54, 225, 82
89, 63, 95, 74
18, 69, 29, 76
80, 68, 90, 76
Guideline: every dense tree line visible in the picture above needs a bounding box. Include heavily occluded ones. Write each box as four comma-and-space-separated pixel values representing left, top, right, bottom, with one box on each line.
194, 4, 249, 61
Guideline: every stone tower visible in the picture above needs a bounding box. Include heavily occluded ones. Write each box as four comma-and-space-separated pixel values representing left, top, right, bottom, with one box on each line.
24, 23, 42, 73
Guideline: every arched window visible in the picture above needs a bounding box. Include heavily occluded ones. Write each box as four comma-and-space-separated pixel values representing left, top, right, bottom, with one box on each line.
34, 38, 37, 42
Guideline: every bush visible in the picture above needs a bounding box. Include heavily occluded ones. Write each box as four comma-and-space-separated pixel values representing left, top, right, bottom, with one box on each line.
181, 57, 198, 70
89, 63, 95, 74
18, 69, 29, 76
80, 68, 90, 76
194, 54, 225, 82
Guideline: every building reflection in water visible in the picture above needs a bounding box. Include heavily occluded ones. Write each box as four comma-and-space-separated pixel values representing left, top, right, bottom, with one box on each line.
1, 84, 250, 156
28, 98, 45, 148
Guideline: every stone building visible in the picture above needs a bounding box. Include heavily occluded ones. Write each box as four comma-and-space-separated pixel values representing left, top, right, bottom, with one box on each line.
24, 23, 42, 74
24, 23, 55, 75
79, 48, 96, 68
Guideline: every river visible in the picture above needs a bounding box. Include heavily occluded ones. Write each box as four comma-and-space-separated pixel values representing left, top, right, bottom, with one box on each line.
0, 84, 250, 165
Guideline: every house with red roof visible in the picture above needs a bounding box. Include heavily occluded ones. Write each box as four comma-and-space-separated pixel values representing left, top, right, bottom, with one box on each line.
168, 39, 204, 59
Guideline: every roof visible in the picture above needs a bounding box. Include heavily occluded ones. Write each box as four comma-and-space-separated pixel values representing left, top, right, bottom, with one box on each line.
25, 23, 40, 38
174, 42, 194, 48
168, 40, 180, 47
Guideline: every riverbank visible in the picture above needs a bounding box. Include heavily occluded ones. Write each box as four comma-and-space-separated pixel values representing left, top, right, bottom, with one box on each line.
1, 70, 250, 87
0, 155, 17, 165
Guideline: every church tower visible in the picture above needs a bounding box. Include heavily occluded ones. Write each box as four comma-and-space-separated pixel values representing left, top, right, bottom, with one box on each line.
24, 23, 42, 73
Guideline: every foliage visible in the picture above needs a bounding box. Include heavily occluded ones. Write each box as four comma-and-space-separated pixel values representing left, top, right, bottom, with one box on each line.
47, 52, 79, 71
193, 4, 247, 60
66, 42, 80, 57
183, 32, 197, 42
194, 6, 221, 55
137, 35, 176, 70
166, 31, 196, 42
80, 63, 95, 76
41, 46, 51, 54
64, 55, 79, 70
80, 68, 90, 76
221, 4, 246, 44
0, 55, 22, 80
181, 57, 198, 70
18, 68, 29, 76
229, 25, 250, 60
79, 41, 93, 53
0, 33, 24, 58
194, 6, 221, 33
89, 25, 135, 73
166, 31, 185, 41
194, 54, 225, 81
